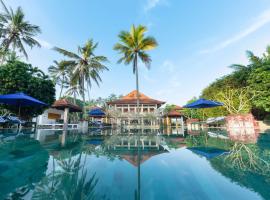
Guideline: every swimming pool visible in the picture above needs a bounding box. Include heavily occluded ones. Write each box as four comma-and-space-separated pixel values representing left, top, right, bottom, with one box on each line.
0, 128, 270, 200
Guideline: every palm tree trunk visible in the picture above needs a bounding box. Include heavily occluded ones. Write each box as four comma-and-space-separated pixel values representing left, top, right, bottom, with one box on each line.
82, 78, 86, 117
135, 54, 139, 114
59, 75, 64, 99
73, 93, 76, 104
87, 82, 91, 102
60, 84, 63, 99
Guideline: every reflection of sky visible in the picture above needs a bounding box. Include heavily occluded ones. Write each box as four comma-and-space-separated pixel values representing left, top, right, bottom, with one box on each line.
42, 148, 262, 200
2, 130, 268, 199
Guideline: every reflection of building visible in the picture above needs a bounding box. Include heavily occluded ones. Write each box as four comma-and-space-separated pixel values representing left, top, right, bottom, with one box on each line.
104, 135, 168, 166
107, 90, 165, 126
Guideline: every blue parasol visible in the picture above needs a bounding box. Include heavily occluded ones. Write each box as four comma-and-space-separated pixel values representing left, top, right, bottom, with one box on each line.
0, 92, 47, 116
183, 98, 223, 109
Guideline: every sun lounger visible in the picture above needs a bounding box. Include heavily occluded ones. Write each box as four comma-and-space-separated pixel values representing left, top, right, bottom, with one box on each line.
0, 116, 8, 124
6, 115, 26, 124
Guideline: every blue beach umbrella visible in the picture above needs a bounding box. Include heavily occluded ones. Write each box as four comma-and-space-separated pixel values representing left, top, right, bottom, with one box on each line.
88, 107, 105, 117
0, 92, 47, 115
183, 98, 223, 109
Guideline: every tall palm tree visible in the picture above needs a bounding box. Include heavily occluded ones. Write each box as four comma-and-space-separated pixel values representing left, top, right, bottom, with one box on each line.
0, 0, 41, 59
53, 39, 108, 106
114, 24, 158, 112
48, 60, 71, 98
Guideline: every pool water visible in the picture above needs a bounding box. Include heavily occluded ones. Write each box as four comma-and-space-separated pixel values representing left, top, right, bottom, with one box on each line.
0, 128, 270, 200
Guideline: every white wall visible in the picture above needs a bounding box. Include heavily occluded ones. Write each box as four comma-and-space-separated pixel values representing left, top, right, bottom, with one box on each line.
37, 108, 64, 125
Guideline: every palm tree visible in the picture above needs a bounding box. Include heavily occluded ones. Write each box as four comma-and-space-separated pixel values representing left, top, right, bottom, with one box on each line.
0, 0, 41, 59
65, 83, 81, 104
114, 24, 158, 112
53, 39, 108, 106
48, 60, 71, 98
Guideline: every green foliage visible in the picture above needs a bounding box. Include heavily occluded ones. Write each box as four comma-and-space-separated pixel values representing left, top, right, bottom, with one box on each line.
0, 0, 41, 59
248, 64, 270, 112
182, 97, 205, 119
84, 93, 122, 109
53, 39, 108, 105
0, 60, 55, 119
114, 24, 158, 72
201, 46, 270, 118
163, 104, 177, 114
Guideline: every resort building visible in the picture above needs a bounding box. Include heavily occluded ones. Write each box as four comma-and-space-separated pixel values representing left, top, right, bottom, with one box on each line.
107, 90, 165, 126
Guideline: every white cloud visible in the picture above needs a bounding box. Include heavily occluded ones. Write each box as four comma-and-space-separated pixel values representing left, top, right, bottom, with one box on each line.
159, 60, 176, 73
144, 0, 168, 12
200, 9, 270, 54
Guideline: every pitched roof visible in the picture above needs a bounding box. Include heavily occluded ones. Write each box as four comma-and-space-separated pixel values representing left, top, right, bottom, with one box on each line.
166, 110, 183, 117
107, 90, 165, 106
52, 99, 82, 113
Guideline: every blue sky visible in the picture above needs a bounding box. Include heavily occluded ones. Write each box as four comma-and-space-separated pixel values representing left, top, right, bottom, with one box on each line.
6, 0, 270, 105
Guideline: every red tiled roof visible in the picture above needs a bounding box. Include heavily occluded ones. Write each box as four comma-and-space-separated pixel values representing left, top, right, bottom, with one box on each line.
174, 105, 183, 110
107, 90, 165, 106
52, 99, 82, 113
165, 110, 183, 117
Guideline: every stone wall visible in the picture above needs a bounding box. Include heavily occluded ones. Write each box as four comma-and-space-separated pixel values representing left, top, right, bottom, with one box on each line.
225, 113, 260, 143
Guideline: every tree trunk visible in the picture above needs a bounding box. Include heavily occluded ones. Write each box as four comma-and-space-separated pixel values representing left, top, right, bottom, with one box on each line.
59, 83, 63, 99
82, 78, 86, 118
87, 82, 91, 102
59, 74, 64, 99
135, 54, 139, 114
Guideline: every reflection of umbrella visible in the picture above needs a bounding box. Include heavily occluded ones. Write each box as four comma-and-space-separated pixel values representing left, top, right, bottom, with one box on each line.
0, 92, 47, 116
183, 98, 223, 109
188, 147, 228, 159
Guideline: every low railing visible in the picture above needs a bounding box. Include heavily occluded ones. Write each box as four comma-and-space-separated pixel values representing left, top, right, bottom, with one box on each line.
37, 123, 79, 130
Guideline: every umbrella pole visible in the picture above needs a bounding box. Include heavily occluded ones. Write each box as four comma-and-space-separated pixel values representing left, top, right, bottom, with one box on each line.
18, 105, 21, 117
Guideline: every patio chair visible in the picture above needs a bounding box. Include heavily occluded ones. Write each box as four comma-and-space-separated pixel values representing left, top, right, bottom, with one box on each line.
0, 116, 7, 124
6, 114, 26, 125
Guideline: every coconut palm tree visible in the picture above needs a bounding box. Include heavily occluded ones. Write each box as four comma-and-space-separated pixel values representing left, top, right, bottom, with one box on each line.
114, 24, 158, 112
0, 0, 41, 59
65, 83, 81, 104
48, 60, 72, 98
53, 39, 108, 105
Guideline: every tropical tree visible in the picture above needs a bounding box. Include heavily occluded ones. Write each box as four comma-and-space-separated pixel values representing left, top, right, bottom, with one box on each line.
48, 60, 71, 98
0, 60, 55, 119
0, 0, 41, 59
114, 24, 158, 112
65, 84, 82, 104
53, 39, 108, 106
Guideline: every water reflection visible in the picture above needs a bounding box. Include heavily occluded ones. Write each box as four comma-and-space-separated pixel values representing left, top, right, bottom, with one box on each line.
0, 128, 270, 199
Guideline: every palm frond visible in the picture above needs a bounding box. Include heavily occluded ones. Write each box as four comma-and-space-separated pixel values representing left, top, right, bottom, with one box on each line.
53, 47, 81, 59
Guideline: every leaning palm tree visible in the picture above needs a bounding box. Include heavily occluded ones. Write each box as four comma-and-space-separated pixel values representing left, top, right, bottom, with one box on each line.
53, 39, 108, 106
0, 0, 41, 59
48, 60, 71, 98
114, 24, 158, 112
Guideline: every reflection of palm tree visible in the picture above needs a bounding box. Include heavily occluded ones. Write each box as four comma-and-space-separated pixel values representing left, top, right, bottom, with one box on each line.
225, 143, 270, 174
32, 150, 100, 200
